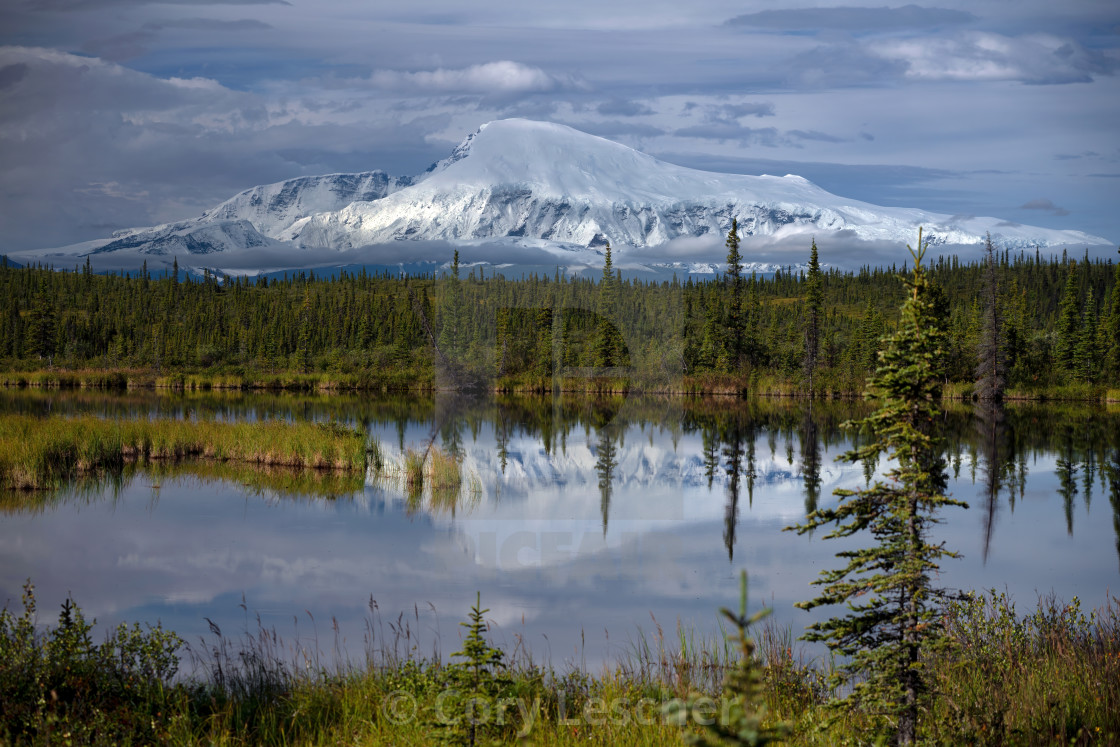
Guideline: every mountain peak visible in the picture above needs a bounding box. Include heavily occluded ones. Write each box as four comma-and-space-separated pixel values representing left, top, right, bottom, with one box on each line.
27, 118, 1110, 271
417, 118, 806, 208
420, 118, 673, 201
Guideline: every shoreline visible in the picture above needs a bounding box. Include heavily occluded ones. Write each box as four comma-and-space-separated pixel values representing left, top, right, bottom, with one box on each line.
2, 367, 1119, 403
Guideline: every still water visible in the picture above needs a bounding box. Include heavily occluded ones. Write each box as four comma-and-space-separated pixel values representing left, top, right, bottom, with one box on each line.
1, 391, 1118, 671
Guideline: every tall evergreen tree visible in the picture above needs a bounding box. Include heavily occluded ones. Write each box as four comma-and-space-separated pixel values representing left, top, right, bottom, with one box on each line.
26, 280, 56, 361
975, 233, 1006, 400
804, 239, 823, 396
296, 287, 313, 372
787, 229, 966, 745
1055, 261, 1081, 374
1074, 288, 1099, 383
1105, 254, 1120, 380
593, 242, 622, 367
725, 218, 744, 369
437, 250, 463, 365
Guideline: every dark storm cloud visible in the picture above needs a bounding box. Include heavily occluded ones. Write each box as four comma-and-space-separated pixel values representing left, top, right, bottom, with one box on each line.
725, 5, 977, 32
0, 62, 29, 89
84, 18, 272, 61
1020, 198, 1070, 216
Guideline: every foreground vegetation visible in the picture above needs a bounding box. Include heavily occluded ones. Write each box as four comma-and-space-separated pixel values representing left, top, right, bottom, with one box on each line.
0, 413, 368, 491
1, 582, 1116, 745
3, 233, 1119, 742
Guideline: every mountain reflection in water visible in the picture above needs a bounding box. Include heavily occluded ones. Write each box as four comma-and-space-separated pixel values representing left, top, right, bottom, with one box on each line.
1, 391, 1117, 671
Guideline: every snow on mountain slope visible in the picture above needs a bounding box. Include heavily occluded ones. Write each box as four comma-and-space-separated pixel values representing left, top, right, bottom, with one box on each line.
92, 219, 284, 256
199, 171, 414, 238
290, 119, 1108, 251
37, 118, 1110, 267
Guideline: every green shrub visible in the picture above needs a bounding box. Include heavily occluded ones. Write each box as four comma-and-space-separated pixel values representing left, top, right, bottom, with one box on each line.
0, 581, 184, 744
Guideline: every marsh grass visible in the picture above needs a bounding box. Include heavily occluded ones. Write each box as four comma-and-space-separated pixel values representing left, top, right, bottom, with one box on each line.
0, 461, 364, 515
0, 413, 368, 491
622, 614, 736, 697
0, 367, 435, 393
404, 448, 427, 493
375, 443, 481, 517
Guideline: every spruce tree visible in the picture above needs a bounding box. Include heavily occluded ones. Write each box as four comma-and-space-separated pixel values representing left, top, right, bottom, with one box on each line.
664, 571, 790, 746
437, 250, 463, 366
1055, 261, 1081, 374
803, 239, 823, 396
296, 287, 313, 372
725, 218, 744, 369
1074, 288, 1098, 383
1104, 254, 1120, 380
787, 229, 966, 744
26, 280, 56, 362
975, 233, 1006, 400
593, 242, 622, 367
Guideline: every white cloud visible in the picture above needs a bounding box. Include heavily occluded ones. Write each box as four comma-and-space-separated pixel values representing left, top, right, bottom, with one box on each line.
0, 46, 448, 251
877, 32, 1118, 84
368, 61, 566, 94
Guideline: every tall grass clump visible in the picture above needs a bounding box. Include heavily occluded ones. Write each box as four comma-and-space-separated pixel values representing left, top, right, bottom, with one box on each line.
404, 447, 427, 494
0, 414, 369, 491
428, 447, 462, 491
376, 443, 479, 516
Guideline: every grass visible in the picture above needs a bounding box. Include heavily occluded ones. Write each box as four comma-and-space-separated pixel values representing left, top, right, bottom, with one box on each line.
0, 366, 436, 393
0, 461, 366, 514
5, 364, 1120, 401
0, 413, 369, 491
374, 443, 481, 516
3, 584, 1117, 745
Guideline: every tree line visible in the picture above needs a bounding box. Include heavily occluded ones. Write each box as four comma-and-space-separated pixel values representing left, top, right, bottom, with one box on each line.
0, 241, 1117, 393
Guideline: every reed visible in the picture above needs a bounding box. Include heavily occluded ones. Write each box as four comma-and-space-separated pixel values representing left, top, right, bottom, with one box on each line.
0, 413, 368, 491
375, 444, 479, 516
403, 447, 427, 491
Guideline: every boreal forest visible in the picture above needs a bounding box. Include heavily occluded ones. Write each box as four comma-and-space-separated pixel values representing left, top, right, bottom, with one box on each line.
1, 241, 1117, 396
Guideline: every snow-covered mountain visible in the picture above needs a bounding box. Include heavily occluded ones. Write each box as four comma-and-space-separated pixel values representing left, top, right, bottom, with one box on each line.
199, 171, 414, 238
35, 119, 1112, 272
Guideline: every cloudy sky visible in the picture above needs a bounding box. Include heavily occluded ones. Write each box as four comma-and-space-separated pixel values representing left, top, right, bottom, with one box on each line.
1, 0, 1118, 255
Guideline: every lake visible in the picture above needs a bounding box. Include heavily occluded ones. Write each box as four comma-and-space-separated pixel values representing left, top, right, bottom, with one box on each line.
1, 390, 1117, 672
